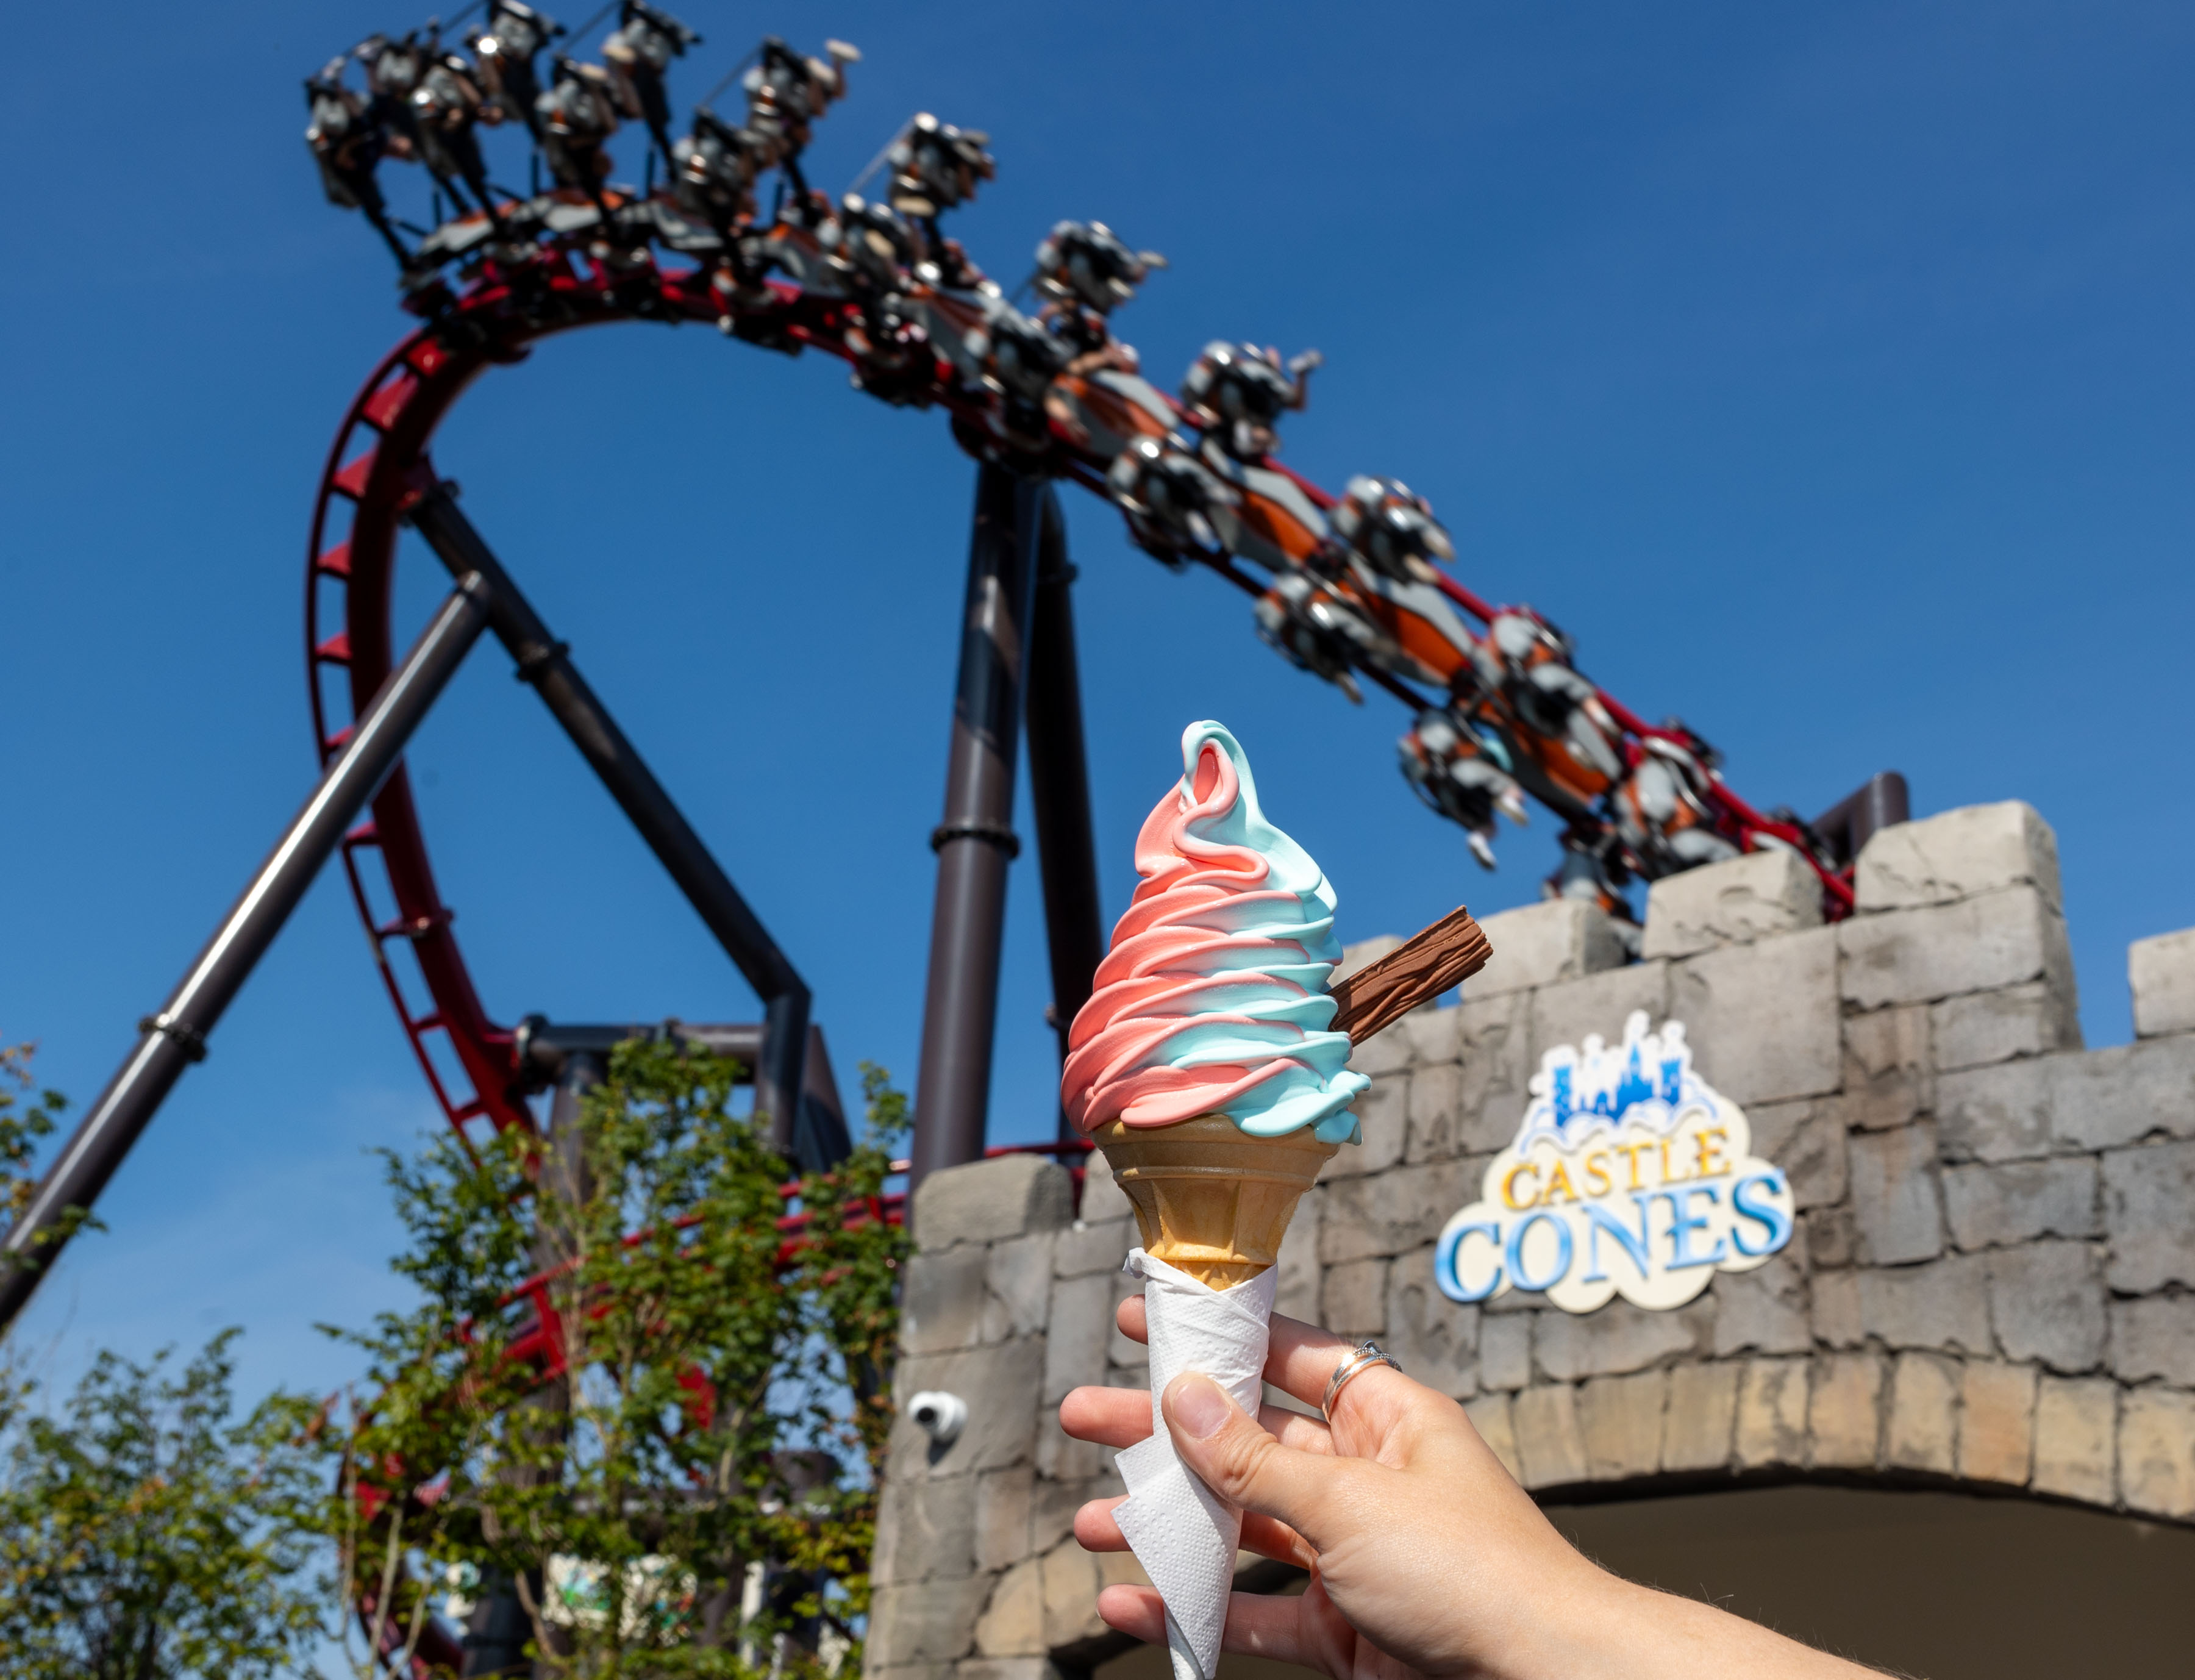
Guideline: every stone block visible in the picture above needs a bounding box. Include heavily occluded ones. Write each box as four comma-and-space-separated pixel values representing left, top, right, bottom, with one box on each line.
1849, 1123, 1945, 1265
1746, 1098, 1848, 1210
1029, 1473, 1110, 1559
1853, 801, 2061, 914
2130, 927, 2195, 1038
1838, 887, 2074, 1013
958, 1660, 1066, 1680
1274, 1189, 1321, 1323
1526, 962, 1671, 1071
874, 1472, 976, 1585
1711, 1252, 1811, 1356
1318, 1159, 1473, 1264
974, 1559, 1046, 1658
1661, 1362, 1740, 1473
1385, 1246, 1479, 1399
903, 1247, 991, 1355
1641, 847, 1824, 960
1042, 1273, 1116, 1404
1988, 1241, 2105, 1373
974, 1466, 1035, 1572
1054, 1217, 1133, 1279
1512, 1384, 1588, 1489
2102, 1141, 2195, 1293
1322, 1257, 1390, 1338
1855, 1254, 1992, 1354
1463, 1393, 1522, 1481
1933, 982, 2078, 1073
1811, 1269, 1862, 1348
1479, 1312, 1532, 1392
1579, 1370, 1667, 1479
1040, 1540, 1105, 1648
1886, 1352, 1958, 1473
1673, 928, 1841, 1106
1033, 1406, 1110, 1484
2032, 1376, 2118, 1505
1107, 1270, 1147, 1370
1736, 1358, 1810, 1468
1401, 1003, 1465, 1067
916, 1156, 1076, 1253
2118, 1388, 2195, 1520
1937, 1059, 2053, 1164
1347, 1021, 1412, 1079
1077, 1162, 1132, 1224
1942, 1158, 2098, 1251
984, 1234, 1058, 1343
866, 1578, 987, 1668
1402, 1065, 1460, 1169
2050, 1037, 2195, 1153
1533, 1299, 1701, 1381
1412, 993, 1531, 1162
1958, 1362, 2036, 1485
1468, 899, 1630, 998
1326, 1074, 1408, 1179
893, 1340, 1044, 1478
2111, 1295, 2195, 1386
1843, 1006, 1933, 1132
1806, 1206, 1858, 1269
1808, 1353, 1885, 1468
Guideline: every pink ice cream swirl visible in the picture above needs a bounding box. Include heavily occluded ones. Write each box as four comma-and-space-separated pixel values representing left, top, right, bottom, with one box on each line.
1061, 721, 1368, 1143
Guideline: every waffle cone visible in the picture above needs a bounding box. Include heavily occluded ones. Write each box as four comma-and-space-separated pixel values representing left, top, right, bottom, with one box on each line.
1094, 1115, 1340, 1289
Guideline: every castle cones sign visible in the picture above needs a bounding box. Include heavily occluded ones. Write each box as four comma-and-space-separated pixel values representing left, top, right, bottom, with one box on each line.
1435, 1012, 1795, 1312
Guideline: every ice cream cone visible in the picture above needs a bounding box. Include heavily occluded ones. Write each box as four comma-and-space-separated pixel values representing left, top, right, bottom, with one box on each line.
1095, 1114, 1339, 1289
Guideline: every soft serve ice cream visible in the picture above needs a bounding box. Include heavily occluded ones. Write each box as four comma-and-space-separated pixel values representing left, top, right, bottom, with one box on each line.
1067, 720, 1368, 1680
1063, 718, 1369, 1144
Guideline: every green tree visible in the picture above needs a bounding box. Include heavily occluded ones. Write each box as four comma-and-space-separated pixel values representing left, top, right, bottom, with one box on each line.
325, 1039, 909, 1678
1, 1038, 84, 1274
0, 1330, 336, 1679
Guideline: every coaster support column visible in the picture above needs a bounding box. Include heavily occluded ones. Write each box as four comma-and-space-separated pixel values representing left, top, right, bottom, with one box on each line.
912, 465, 1044, 1186
1022, 488, 1106, 1140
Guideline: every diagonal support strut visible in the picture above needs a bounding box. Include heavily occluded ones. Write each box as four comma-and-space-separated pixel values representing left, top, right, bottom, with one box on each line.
404, 479, 812, 1143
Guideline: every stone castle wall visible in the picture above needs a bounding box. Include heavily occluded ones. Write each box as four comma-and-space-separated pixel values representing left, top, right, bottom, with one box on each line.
866, 801, 2195, 1680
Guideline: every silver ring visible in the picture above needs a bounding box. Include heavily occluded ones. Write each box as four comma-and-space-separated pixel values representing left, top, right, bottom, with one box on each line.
1320, 1340, 1401, 1421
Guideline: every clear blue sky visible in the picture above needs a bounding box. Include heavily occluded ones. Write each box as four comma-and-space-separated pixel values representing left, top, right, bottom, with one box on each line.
3, 1, 2191, 1409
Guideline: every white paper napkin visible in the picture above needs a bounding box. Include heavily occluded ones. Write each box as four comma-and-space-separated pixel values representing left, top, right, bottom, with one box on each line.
1113, 1248, 1279, 1680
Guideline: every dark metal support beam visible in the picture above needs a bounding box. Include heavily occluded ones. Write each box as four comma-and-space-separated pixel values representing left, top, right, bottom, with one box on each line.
1021, 488, 1107, 1142
911, 465, 1044, 1187
0, 576, 496, 1334
516, 1017, 851, 1171
1811, 771, 1912, 869
406, 481, 811, 1137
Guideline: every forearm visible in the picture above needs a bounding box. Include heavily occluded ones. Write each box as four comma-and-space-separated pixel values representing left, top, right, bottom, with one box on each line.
1557, 1571, 1886, 1680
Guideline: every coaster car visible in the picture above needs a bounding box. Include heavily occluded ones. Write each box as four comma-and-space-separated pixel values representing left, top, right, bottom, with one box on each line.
1255, 569, 1439, 704
1398, 707, 1529, 869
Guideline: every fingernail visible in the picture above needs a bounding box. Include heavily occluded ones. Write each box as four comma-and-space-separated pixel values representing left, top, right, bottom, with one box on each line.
1167, 1373, 1230, 1439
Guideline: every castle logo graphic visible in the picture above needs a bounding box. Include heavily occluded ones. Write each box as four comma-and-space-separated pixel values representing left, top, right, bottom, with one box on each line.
1434, 1011, 1794, 1314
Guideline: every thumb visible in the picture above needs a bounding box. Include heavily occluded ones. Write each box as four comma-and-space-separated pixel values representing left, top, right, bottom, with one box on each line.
1161, 1373, 1349, 1546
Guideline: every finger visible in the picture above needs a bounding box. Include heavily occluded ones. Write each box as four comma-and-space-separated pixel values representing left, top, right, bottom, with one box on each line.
1058, 1385, 1153, 1449
1076, 1495, 1315, 1571
1115, 1293, 1147, 1345
1073, 1494, 1130, 1551
1063, 1385, 1332, 1456
1264, 1314, 1427, 1458
1119, 1298, 1372, 1419
1096, 1584, 1329, 1671
1162, 1373, 1369, 1549
1260, 1310, 1362, 1410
